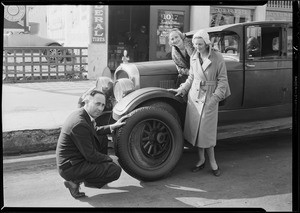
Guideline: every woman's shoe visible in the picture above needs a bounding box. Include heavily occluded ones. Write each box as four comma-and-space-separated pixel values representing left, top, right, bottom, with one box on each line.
212, 167, 221, 177
191, 161, 205, 172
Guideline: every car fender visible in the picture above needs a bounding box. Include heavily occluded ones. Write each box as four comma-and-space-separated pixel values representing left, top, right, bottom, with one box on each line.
45, 42, 62, 46
112, 87, 185, 120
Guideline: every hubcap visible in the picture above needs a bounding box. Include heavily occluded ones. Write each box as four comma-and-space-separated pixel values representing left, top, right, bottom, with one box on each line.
47, 48, 63, 63
139, 119, 171, 158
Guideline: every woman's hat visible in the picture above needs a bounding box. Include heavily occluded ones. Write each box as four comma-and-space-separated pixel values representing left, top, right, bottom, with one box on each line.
192, 30, 211, 45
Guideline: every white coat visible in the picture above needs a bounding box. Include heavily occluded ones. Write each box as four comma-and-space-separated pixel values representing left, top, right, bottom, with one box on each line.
180, 47, 231, 148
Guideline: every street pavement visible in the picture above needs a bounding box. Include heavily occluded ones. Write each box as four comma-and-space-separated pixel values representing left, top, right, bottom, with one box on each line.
3, 129, 293, 210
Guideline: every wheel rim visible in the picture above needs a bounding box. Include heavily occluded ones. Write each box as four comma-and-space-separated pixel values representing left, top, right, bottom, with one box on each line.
128, 118, 173, 168
47, 48, 63, 63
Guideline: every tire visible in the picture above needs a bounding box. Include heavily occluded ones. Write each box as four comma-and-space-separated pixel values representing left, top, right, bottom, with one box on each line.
115, 106, 184, 181
140, 101, 181, 125
43, 43, 64, 63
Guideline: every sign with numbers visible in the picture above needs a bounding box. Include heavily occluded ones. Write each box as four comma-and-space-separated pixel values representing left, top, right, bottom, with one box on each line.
156, 10, 185, 59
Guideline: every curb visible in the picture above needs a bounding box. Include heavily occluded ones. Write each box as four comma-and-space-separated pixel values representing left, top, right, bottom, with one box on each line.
3, 117, 292, 156
3, 128, 115, 156
3, 128, 61, 155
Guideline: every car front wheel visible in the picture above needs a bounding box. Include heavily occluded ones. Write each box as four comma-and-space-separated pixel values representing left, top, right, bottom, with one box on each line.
115, 106, 184, 181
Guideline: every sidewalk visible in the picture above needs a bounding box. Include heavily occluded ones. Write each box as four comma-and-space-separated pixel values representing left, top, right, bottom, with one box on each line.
2, 80, 96, 155
2, 80, 96, 131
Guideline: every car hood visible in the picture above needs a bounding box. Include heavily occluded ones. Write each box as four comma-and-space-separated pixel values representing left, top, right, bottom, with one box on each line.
133, 60, 177, 76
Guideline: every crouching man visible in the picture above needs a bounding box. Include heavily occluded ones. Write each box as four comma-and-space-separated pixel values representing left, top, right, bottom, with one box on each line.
56, 89, 127, 198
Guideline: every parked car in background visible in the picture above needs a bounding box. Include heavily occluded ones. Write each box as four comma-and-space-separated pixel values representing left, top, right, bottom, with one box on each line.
3, 24, 68, 63
95, 21, 293, 181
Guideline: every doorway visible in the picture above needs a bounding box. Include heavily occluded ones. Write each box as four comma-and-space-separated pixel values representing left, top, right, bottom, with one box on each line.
108, 5, 150, 70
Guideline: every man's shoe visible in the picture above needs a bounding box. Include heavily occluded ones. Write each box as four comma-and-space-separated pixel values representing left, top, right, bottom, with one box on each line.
191, 161, 205, 172
212, 167, 221, 177
84, 181, 106, 189
64, 181, 86, 199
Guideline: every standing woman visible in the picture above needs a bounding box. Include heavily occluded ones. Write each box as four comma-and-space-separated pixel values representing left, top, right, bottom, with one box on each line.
168, 30, 231, 176
168, 28, 194, 87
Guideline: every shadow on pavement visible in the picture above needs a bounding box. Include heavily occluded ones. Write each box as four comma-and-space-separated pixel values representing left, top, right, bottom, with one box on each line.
78, 129, 292, 208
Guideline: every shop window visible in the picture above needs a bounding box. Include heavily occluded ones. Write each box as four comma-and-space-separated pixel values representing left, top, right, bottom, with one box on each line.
246, 25, 282, 59
210, 7, 253, 27
156, 10, 185, 60
108, 6, 150, 69
211, 32, 240, 61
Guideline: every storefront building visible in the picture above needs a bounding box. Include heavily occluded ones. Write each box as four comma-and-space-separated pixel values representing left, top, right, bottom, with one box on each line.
42, 1, 292, 78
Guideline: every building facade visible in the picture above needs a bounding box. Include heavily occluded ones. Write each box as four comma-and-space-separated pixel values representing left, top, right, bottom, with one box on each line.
26, 1, 292, 79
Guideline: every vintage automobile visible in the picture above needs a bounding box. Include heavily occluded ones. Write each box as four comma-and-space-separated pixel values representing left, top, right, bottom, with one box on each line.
3, 25, 68, 63
96, 21, 292, 181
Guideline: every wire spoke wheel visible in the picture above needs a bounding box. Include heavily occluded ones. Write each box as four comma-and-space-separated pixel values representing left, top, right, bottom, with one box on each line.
115, 106, 184, 181
43, 44, 64, 64
130, 118, 172, 167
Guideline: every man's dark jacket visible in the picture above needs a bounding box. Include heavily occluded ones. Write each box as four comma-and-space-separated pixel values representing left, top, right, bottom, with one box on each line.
56, 108, 112, 168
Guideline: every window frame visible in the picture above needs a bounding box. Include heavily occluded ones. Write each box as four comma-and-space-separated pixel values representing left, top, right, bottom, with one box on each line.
245, 24, 284, 60
210, 31, 240, 62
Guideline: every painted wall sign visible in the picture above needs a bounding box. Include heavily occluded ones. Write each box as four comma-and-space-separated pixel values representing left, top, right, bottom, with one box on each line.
210, 7, 253, 27
91, 5, 106, 43
4, 5, 27, 30
266, 11, 292, 21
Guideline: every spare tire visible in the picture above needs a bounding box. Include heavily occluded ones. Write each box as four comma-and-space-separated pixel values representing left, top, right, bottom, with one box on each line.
115, 106, 184, 181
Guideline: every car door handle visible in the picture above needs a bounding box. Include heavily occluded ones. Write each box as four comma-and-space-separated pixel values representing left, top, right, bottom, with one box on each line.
246, 64, 255, 68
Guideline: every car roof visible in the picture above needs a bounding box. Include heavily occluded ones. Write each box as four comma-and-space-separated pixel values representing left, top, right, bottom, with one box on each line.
185, 20, 292, 37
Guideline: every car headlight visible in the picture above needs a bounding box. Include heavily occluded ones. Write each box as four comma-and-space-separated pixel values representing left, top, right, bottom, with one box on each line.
113, 78, 135, 102
96, 76, 113, 96
115, 70, 129, 79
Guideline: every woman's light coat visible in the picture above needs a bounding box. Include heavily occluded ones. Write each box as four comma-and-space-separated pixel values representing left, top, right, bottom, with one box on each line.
180, 48, 231, 148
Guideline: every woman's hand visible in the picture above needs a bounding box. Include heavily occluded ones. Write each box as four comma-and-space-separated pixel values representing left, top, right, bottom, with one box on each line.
178, 67, 189, 75
167, 88, 185, 97
206, 95, 219, 110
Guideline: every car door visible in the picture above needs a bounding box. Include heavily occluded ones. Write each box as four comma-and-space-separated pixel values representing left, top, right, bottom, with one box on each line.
279, 23, 292, 104
243, 23, 288, 108
210, 31, 243, 110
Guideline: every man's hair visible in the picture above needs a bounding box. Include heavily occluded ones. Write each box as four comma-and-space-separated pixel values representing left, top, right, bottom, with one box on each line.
83, 89, 105, 104
90, 89, 105, 97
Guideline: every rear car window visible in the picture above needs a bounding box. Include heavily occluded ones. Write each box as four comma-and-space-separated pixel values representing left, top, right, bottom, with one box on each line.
246, 25, 283, 59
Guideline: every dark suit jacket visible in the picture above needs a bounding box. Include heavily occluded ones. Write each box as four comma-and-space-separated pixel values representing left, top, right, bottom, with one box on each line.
56, 108, 112, 168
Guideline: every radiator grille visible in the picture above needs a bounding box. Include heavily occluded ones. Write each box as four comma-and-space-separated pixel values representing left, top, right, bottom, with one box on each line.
160, 80, 175, 89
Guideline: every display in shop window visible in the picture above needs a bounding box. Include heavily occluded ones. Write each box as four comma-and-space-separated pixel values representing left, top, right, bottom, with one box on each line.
156, 10, 185, 60
210, 7, 253, 27
108, 44, 126, 70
